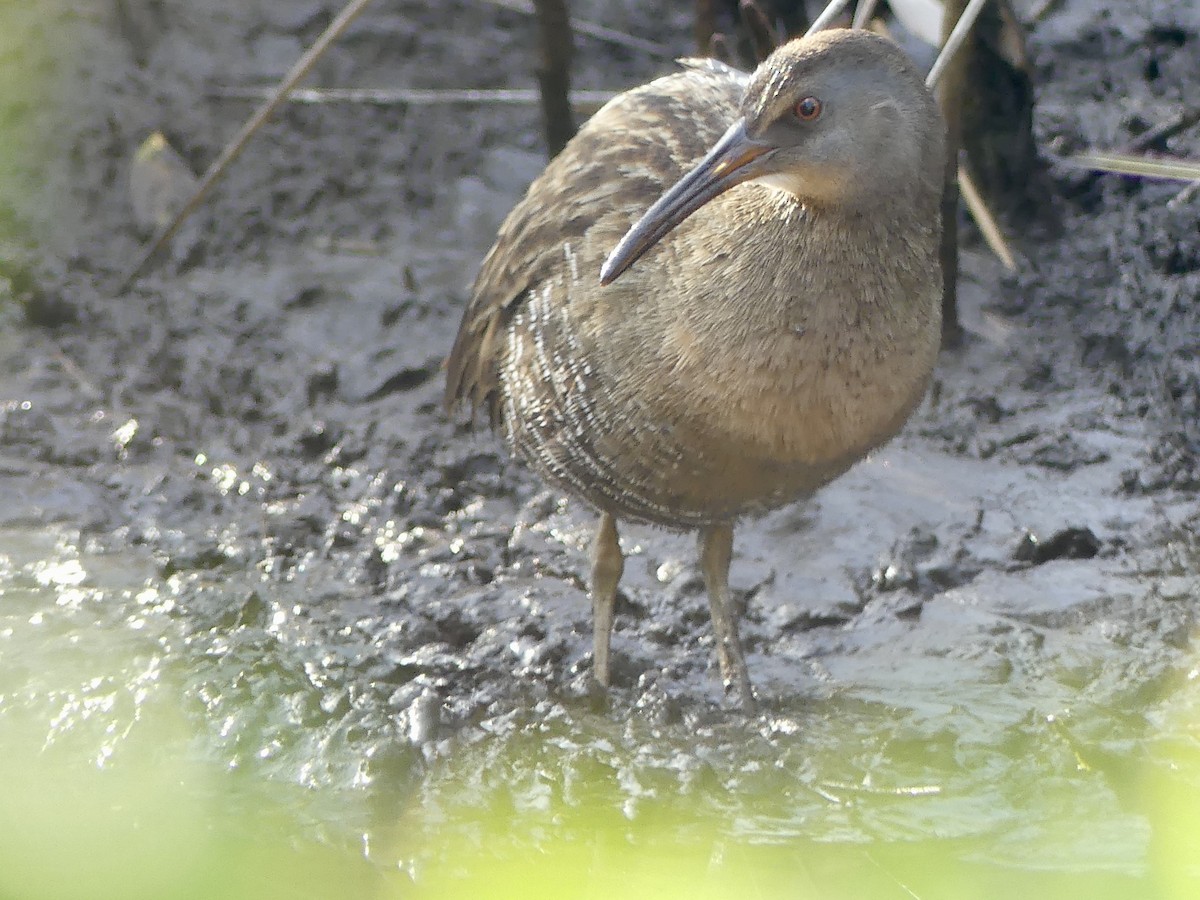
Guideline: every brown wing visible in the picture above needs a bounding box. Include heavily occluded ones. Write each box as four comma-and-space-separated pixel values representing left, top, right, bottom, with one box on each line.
443, 64, 746, 427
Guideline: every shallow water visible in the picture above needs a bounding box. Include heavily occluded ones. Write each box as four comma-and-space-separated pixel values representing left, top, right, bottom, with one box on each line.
3, 525, 1198, 898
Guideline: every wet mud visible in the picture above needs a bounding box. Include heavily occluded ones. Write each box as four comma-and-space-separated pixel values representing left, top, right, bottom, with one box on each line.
2, 0, 1199, 886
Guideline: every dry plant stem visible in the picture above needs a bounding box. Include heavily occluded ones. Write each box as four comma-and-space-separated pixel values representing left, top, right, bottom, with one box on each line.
879, 0, 1013, 274
210, 86, 617, 112
926, 0, 991, 90
532, 0, 576, 157
49, 343, 101, 401
958, 162, 1015, 270
1168, 181, 1199, 208
119, 0, 378, 290
852, 0, 881, 29
1069, 152, 1200, 183
481, 0, 670, 56
1067, 148, 1200, 207
805, 0, 855, 36
1125, 105, 1200, 153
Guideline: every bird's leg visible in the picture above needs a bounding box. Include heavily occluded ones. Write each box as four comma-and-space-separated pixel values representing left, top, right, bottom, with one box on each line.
590, 511, 623, 687
699, 524, 755, 709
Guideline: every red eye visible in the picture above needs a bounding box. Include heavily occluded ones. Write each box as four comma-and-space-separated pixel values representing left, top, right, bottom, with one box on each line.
793, 96, 822, 121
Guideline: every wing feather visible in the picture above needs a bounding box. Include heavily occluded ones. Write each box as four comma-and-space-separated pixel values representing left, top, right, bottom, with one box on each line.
443, 64, 747, 427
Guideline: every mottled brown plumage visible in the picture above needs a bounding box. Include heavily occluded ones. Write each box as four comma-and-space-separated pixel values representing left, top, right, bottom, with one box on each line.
446, 29, 945, 706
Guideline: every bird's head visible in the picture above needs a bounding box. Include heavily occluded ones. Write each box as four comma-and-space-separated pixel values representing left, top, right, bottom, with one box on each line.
600, 29, 944, 285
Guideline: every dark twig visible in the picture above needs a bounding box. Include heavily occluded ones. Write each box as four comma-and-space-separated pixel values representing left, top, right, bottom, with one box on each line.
118, 0, 378, 291
781, 0, 812, 35
532, 0, 576, 157
695, 0, 720, 56
708, 32, 733, 64
932, 0, 982, 348
740, 0, 780, 61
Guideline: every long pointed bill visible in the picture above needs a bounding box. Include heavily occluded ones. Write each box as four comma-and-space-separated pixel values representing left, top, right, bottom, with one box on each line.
599, 121, 774, 286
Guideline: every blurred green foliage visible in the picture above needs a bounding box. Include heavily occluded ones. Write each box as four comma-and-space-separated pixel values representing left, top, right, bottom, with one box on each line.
0, 3, 60, 244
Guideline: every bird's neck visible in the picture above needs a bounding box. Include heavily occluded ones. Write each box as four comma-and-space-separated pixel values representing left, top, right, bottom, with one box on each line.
718, 183, 942, 318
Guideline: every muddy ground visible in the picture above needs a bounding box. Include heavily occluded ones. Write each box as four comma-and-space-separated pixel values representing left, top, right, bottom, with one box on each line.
1, 0, 1199, 888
